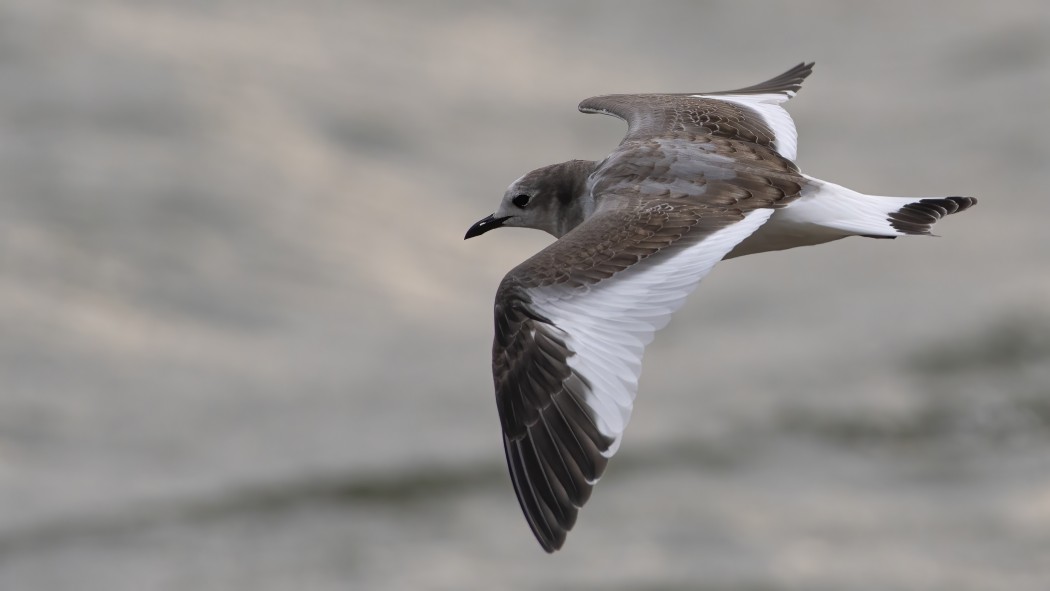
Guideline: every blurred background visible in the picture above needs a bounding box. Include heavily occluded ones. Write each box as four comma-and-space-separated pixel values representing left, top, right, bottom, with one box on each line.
1, 1, 1048, 589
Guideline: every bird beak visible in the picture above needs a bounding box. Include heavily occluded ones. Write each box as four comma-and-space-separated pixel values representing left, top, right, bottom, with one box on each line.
464, 214, 510, 239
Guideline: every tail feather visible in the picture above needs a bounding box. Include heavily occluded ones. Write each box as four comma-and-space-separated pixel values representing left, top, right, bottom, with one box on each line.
888, 196, 977, 235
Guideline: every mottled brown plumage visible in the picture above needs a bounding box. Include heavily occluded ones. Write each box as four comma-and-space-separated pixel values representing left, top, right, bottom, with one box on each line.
580, 62, 813, 155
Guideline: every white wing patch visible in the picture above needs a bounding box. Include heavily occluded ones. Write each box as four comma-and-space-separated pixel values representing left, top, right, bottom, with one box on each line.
693, 93, 800, 161
526, 209, 775, 458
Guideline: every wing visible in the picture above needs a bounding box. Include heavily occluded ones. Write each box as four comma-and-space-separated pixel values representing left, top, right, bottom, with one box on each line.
579, 62, 814, 161
492, 194, 775, 552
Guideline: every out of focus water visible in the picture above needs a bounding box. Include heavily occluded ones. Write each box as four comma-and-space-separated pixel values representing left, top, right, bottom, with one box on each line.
1, 1, 1048, 589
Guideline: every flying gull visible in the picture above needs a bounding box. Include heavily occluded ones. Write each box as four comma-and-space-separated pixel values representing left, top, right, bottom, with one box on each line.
464, 63, 975, 552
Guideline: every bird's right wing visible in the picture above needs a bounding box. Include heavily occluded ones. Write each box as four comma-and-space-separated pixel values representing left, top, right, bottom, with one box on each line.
492, 195, 772, 552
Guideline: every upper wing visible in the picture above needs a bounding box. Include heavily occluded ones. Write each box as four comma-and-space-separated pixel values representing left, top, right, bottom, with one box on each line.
492, 195, 773, 552
578, 62, 814, 161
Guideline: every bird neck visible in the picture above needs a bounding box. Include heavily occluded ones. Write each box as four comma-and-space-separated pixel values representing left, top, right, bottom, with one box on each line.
551, 159, 598, 237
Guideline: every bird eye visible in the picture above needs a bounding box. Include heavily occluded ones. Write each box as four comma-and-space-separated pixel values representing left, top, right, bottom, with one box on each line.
512, 194, 531, 208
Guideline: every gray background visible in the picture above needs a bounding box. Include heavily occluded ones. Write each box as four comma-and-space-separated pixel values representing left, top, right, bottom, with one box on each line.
1, 1, 1048, 590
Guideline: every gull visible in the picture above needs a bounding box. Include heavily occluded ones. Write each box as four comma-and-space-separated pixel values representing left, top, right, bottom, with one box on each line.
464, 63, 975, 552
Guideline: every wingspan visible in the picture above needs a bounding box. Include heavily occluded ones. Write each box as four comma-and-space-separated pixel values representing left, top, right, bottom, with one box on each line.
492, 197, 773, 552
578, 62, 814, 161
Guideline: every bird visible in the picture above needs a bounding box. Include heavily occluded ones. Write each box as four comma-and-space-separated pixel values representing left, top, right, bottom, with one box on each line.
463, 62, 975, 552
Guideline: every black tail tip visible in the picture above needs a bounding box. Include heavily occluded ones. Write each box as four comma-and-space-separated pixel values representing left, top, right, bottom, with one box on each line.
888, 196, 977, 235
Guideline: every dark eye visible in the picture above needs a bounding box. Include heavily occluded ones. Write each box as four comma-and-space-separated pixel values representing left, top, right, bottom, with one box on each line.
512, 194, 531, 208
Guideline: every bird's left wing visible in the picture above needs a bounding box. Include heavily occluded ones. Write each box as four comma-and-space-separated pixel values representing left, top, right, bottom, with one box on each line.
579, 62, 814, 161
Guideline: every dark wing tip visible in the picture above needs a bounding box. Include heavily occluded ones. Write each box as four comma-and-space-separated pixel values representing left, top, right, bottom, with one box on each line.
495, 299, 616, 553
703, 61, 815, 97
502, 393, 614, 552
505, 436, 570, 553
888, 196, 977, 235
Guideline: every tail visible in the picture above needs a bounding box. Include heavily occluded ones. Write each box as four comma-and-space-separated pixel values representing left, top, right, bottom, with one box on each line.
724, 177, 976, 258
787, 177, 977, 238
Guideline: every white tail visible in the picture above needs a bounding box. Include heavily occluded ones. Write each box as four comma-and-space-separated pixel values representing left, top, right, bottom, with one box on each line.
726, 176, 976, 258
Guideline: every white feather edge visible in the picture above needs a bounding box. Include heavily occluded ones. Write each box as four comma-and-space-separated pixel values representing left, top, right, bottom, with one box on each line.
526, 209, 775, 458
692, 93, 800, 161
